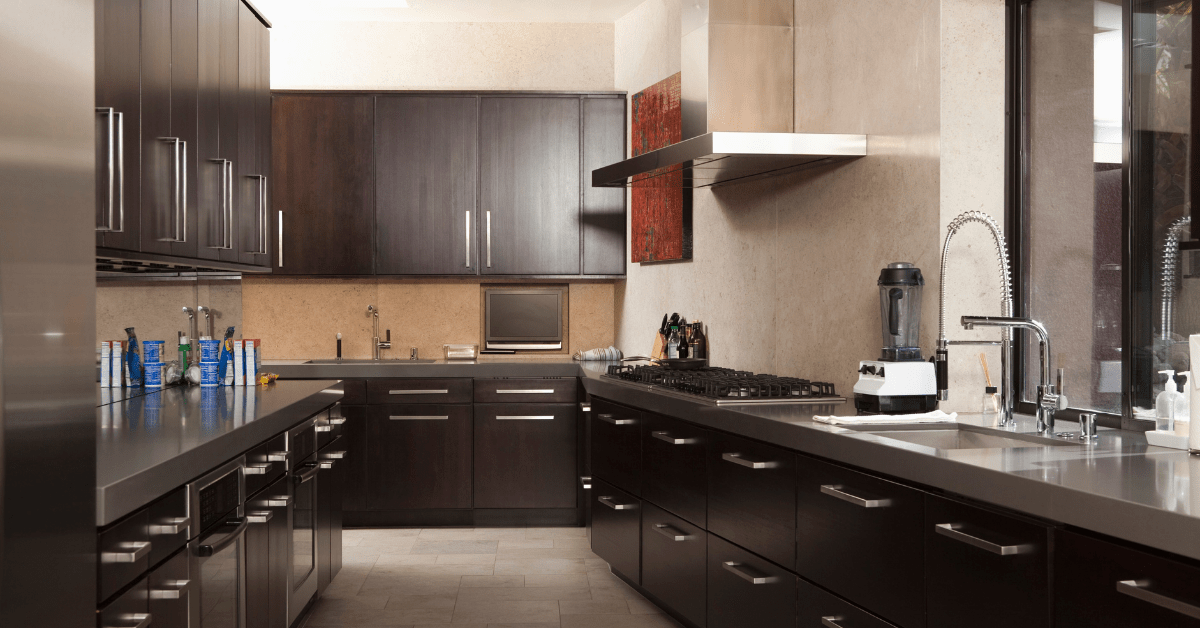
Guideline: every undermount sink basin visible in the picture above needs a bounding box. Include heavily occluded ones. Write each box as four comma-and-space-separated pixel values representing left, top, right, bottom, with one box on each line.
858, 425, 1077, 450
305, 358, 438, 364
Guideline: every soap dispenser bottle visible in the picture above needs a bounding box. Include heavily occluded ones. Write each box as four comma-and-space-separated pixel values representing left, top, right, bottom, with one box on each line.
1155, 370, 1181, 431
1173, 372, 1190, 428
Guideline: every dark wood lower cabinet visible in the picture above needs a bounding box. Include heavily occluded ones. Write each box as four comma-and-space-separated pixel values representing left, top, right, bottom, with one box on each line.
247, 474, 289, 628
98, 574, 148, 628
707, 432, 796, 568
707, 533, 797, 628
318, 438, 346, 594
641, 503, 706, 628
246, 504, 271, 628
366, 404, 473, 510
925, 495, 1051, 628
797, 576, 898, 628
473, 403, 577, 509
642, 413, 708, 528
147, 549, 190, 628
1055, 530, 1200, 628
591, 478, 641, 584
340, 405, 368, 513
590, 398, 643, 495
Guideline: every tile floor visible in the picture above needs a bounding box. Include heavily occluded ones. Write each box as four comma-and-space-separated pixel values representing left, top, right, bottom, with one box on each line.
300, 527, 683, 628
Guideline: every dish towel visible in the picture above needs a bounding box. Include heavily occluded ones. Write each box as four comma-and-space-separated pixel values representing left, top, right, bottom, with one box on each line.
813, 410, 958, 426
574, 346, 623, 361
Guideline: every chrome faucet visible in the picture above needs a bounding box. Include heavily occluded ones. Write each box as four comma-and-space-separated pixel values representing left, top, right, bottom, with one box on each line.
962, 316, 1065, 433
367, 305, 390, 360
936, 211, 1016, 426
182, 307, 197, 342
197, 305, 214, 338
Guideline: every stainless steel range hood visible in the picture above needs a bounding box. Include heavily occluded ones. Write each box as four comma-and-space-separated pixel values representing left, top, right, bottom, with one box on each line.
593, 0, 866, 189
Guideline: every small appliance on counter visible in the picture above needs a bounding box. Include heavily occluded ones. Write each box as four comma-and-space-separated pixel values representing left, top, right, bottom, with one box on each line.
854, 262, 938, 414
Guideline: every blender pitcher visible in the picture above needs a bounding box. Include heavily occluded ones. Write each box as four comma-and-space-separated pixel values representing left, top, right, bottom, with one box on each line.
878, 262, 924, 361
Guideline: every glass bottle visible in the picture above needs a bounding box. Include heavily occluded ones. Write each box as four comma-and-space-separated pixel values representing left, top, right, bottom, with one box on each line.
666, 325, 681, 359
982, 386, 1000, 425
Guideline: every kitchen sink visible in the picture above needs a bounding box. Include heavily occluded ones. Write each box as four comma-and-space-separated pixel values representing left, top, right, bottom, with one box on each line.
854, 424, 1077, 450
305, 358, 438, 364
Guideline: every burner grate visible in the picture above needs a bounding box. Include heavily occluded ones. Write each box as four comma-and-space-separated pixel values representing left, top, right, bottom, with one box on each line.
605, 365, 837, 401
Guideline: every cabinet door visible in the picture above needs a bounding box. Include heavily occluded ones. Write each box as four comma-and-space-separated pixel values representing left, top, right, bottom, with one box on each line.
257, 14, 270, 268
795, 455, 924, 628
366, 405, 473, 510
582, 97, 626, 275
98, 574, 149, 628
1056, 530, 1200, 628
246, 475, 290, 628
473, 403, 577, 508
237, 4, 267, 266
590, 398, 642, 495
641, 503, 706, 628
642, 413, 708, 528
376, 95, 479, 275
316, 446, 334, 594
95, 0, 142, 251
707, 433, 796, 568
245, 494, 272, 628
271, 95, 375, 275
591, 479, 641, 584
196, 0, 229, 261
479, 97, 581, 275
340, 405, 368, 513
926, 495, 1050, 628
707, 533, 797, 628
798, 576, 899, 628
147, 548, 190, 628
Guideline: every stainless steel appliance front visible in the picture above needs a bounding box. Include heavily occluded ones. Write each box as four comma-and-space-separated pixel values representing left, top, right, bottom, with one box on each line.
188, 457, 248, 628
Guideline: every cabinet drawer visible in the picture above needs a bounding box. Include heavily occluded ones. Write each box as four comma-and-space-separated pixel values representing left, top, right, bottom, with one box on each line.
340, 379, 367, 405
340, 405, 368, 512
708, 432, 796, 568
146, 486, 190, 568
591, 478, 641, 584
642, 413, 708, 528
641, 503, 706, 628
1056, 530, 1200, 628
147, 548, 190, 628
474, 403, 578, 508
474, 378, 577, 403
98, 573, 149, 628
798, 576, 898, 628
245, 433, 287, 498
99, 508, 150, 603
796, 455, 924, 628
316, 404, 344, 449
927, 495, 1050, 628
591, 398, 642, 495
366, 404, 473, 510
367, 378, 473, 404
707, 533, 797, 628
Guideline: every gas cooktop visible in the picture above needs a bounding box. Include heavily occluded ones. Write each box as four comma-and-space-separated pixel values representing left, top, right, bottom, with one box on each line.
603, 365, 845, 406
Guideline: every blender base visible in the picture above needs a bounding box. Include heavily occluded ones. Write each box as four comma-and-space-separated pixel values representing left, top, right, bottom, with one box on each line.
854, 393, 939, 415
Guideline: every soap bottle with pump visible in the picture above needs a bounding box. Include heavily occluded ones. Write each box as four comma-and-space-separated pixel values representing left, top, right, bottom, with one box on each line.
1173, 372, 1190, 428
1156, 370, 1182, 432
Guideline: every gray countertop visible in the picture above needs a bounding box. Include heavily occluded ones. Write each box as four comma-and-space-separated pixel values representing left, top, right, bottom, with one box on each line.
273, 358, 1200, 561
266, 356, 585, 379
96, 380, 343, 526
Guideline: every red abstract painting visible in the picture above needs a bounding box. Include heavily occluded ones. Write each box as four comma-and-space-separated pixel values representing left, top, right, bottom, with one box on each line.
631, 72, 692, 263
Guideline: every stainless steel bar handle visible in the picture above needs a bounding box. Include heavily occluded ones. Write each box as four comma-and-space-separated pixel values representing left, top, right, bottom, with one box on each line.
722, 452, 777, 469
597, 496, 635, 510
319, 461, 335, 469
103, 612, 153, 628
224, 160, 234, 248
652, 524, 689, 541
102, 540, 151, 563
245, 511, 273, 524
148, 517, 191, 535
934, 523, 1030, 556
465, 210, 471, 268
390, 415, 450, 420
497, 416, 555, 420
97, 107, 116, 231
721, 561, 777, 585
259, 175, 268, 254
486, 209, 492, 268
390, 389, 449, 395
821, 617, 847, 628
149, 580, 190, 600
315, 425, 333, 433
329, 417, 347, 425
266, 451, 288, 462
820, 484, 893, 508
243, 462, 273, 475
180, 140, 188, 242
597, 413, 634, 425
278, 210, 284, 267
652, 431, 692, 445
261, 495, 291, 508
321, 450, 347, 459
580, 475, 592, 489
207, 159, 230, 249
496, 389, 555, 394
159, 137, 183, 241
1117, 580, 1200, 619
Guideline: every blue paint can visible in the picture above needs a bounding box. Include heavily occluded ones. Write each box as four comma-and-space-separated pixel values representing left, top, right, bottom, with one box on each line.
199, 339, 221, 363
142, 340, 165, 363
143, 362, 164, 387
201, 361, 220, 387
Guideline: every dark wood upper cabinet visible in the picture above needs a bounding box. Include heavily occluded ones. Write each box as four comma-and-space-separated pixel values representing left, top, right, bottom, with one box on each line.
237, 3, 268, 266
375, 96, 479, 275
480, 96, 582, 275
95, 0, 142, 251
582, 97, 626, 276
271, 94, 375, 275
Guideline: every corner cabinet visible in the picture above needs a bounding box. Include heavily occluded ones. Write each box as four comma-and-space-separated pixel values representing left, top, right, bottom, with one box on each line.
270, 91, 628, 278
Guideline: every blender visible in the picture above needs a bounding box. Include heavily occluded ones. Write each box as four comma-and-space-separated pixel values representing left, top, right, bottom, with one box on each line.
854, 262, 939, 414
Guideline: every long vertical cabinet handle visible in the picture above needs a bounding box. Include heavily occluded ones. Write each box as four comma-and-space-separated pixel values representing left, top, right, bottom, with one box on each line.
465, 210, 471, 268
278, 210, 284, 267
96, 107, 117, 231
158, 137, 183, 241
259, 175, 268, 254
224, 160, 234, 248
180, 140, 188, 242
486, 209, 492, 268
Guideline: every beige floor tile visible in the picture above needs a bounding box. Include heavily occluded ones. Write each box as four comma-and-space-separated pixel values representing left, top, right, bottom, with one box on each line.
418, 528, 478, 539
483, 624, 560, 628
495, 548, 599, 559
560, 599, 632, 615
523, 574, 589, 588
587, 583, 642, 601
356, 528, 423, 538
552, 538, 592, 549
357, 574, 463, 597
384, 594, 459, 611
305, 605, 453, 626
450, 600, 560, 625
412, 540, 500, 555
582, 559, 608, 569
375, 554, 439, 565
438, 554, 497, 565
466, 528, 529, 540
626, 599, 663, 615
585, 571, 631, 588
305, 594, 390, 611
559, 614, 680, 628
460, 575, 525, 588
358, 536, 421, 550
494, 558, 589, 575
525, 527, 587, 540
370, 563, 495, 577
498, 539, 554, 550
457, 586, 592, 602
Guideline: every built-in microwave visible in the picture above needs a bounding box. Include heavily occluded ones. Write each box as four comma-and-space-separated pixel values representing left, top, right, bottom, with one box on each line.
483, 287, 564, 350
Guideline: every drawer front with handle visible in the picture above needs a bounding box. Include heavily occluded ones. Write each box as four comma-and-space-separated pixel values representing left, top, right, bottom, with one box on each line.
99, 507, 151, 603
316, 404, 345, 449
473, 403, 578, 508
591, 478, 641, 585
340, 379, 367, 405
798, 575, 899, 628
642, 413, 709, 528
641, 503, 706, 628
473, 377, 577, 403
147, 548, 190, 628
707, 533, 797, 628
146, 486, 190, 568
1055, 529, 1200, 628
245, 433, 288, 498
707, 432, 796, 568
927, 495, 1050, 628
98, 573, 150, 628
795, 454, 924, 628
366, 378, 472, 404
590, 398, 643, 496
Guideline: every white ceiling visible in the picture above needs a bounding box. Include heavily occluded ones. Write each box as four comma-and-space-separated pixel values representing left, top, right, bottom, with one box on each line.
252, 0, 646, 24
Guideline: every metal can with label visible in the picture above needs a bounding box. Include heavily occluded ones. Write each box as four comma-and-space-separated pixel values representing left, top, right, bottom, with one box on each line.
142, 340, 165, 363
143, 362, 164, 388
198, 339, 221, 363
200, 361, 220, 387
